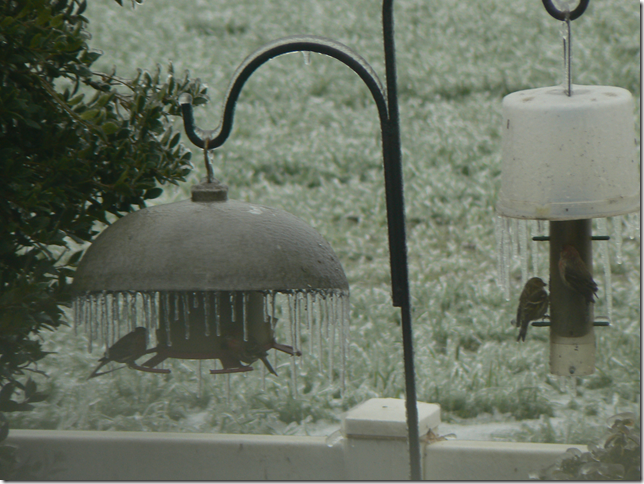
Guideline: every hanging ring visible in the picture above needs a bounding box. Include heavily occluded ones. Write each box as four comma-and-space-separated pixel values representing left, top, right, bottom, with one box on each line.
542, 0, 589, 21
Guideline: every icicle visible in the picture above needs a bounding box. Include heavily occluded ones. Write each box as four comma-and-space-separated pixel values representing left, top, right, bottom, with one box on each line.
214, 292, 220, 337
498, 217, 508, 295
203, 291, 210, 337
328, 294, 336, 387
270, 291, 277, 328
77, 296, 85, 334
597, 218, 613, 323
122, 292, 129, 332
494, 215, 504, 289
99, 291, 109, 349
324, 294, 330, 339
112, 293, 119, 345
130, 291, 137, 332
120, 291, 127, 332
262, 291, 268, 321
311, 292, 319, 360
286, 292, 298, 397
149, 292, 156, 334
625, 212, 639, 241
113, 292, 121, 341
306, 292, 313, 358
316, 293, 323, 373
242, 292, 248, 342
87, 294, 94, 353
509, 217, 519, 262
612, 217, 623, 264
341, 291, 350, 395
193, 291, 199, 309
518, 220, 529, 285
107, 294, 114, 346
622, 213, 633, 240
270, 291, 278, 371
502, 217, 512, 300
164, 293, 172, 347
142, 292, 149, 335
142, 292, 151, 334
94, 294, 101, 350
182, 292, 190, 340
174, 292, 180, 321
150, 292, 159, 346
295, 292, 302, 358
529, 220, 540, 276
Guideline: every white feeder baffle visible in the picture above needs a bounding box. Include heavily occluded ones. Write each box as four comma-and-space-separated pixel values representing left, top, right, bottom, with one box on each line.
497, 84, 639, 221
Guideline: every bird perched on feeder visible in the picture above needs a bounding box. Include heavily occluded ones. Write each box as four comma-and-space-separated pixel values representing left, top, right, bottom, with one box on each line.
88, 327, 148, 379
559, 245, 598, 303
514, 277, 549, 342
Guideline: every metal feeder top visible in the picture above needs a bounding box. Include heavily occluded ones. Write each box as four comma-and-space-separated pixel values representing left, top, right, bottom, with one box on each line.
72, 180, 348, 293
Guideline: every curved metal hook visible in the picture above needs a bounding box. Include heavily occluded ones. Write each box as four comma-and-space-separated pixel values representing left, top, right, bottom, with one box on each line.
179, 35, 389, 151
180, 4, 420, 478
542, 0, 589, 21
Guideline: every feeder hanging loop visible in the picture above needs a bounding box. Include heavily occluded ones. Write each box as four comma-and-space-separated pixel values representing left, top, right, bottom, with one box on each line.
203, 137, 214, 183
542, 0, 590, 21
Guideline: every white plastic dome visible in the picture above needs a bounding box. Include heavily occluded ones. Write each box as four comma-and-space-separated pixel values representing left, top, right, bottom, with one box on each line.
497, 85, 639, 220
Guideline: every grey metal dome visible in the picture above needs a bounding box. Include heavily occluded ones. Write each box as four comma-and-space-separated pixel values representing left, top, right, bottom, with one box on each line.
72, 181, 348, 293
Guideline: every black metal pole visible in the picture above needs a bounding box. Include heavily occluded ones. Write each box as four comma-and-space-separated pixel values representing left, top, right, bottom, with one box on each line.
382, 0, 421, 480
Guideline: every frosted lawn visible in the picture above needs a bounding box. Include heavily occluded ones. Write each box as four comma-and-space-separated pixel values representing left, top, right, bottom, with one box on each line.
9, 0, 640, 444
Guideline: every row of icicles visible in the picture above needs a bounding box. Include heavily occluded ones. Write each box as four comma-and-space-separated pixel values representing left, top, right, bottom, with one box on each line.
73, 289, 350, 396
494, 212, 640, 325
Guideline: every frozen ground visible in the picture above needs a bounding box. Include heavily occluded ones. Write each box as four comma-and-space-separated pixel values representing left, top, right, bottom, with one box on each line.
7, 0, 640, 445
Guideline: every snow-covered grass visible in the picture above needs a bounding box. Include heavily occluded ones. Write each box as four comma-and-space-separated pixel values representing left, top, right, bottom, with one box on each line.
9, 0, 640, 444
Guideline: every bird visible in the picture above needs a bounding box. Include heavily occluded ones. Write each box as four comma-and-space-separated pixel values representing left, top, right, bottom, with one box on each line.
224, 334, 278, 375
514, 277, 549, 342
558, 245, 599, 303
88, 327, 148, 379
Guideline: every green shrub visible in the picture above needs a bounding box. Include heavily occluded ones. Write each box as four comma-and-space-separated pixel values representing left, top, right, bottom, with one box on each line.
0, 0, 208, 462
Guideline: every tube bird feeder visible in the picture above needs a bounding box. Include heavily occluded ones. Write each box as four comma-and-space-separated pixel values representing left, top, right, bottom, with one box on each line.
496, 0, 639, 376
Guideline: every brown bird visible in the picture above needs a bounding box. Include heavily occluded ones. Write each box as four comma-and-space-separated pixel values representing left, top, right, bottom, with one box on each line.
515, 277, 549, 342
559, 245, 598, 303
88, 327, 148, 379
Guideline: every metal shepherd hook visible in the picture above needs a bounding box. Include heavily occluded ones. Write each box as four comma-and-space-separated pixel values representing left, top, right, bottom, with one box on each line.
179, 0, 421, 479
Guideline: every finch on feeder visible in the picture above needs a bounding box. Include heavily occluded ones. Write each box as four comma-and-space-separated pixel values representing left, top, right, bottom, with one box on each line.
88, 327, 148, 379
514, 277, 549, 342
558, 245, 598, 303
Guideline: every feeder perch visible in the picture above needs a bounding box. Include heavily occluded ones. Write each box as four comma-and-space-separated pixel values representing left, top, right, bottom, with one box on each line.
496, 0, 639, 376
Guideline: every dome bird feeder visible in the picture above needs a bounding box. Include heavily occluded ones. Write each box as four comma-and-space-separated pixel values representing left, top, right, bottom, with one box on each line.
496, 0, 639, 376
72, 1, 423, 479
72, 178, 348, 376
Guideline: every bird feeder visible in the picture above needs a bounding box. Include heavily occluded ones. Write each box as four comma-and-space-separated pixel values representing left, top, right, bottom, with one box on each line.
496, 0, 639, 376
72, 177, 349, 375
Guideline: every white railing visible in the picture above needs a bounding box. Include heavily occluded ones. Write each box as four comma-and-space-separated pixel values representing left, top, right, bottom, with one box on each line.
7, 398, 583, 480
